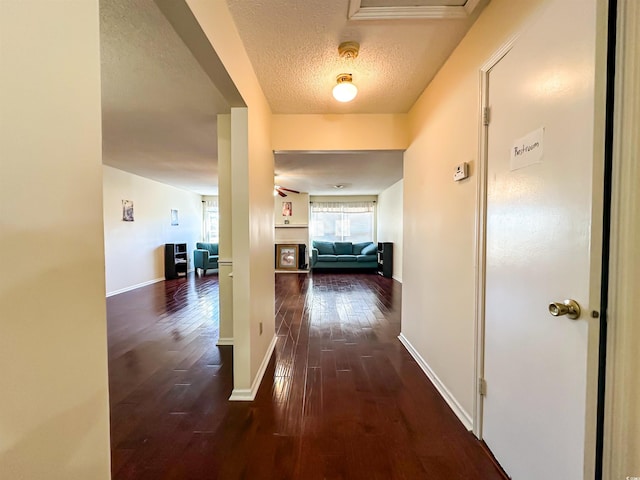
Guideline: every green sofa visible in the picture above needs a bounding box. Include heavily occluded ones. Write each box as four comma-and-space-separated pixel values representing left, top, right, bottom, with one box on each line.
311, 240, 377, 270
194, 242, 219, 275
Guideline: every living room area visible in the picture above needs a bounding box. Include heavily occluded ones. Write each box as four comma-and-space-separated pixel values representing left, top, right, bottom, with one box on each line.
102, 162, 403, 297
101, 148, 410, 478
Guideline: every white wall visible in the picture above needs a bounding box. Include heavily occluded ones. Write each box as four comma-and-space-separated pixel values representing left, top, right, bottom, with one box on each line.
0, 1, 111, 478
377, 180, 403, 282
402, 0, 548, 422
103, 165, 202, 296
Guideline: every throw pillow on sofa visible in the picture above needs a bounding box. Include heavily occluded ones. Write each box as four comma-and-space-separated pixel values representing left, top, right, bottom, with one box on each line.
334, 242, 353, 255
361, 243, 377, 255
313, 240, 335, 255
352, 242, 371, 254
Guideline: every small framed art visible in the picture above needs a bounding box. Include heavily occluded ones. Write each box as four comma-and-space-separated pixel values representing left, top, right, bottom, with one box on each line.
276, 244, 298, 270
122, 200, 134, 222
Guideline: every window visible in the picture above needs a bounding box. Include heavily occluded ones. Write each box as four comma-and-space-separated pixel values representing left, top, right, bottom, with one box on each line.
310, 201, 375, 243
203, 199, 219, 243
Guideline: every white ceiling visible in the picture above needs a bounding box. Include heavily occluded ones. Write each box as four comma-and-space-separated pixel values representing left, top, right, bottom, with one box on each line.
100, 0, 230, 195
275, 150, 403, 196
99, 0, 488, 195
226, 0, 486, 114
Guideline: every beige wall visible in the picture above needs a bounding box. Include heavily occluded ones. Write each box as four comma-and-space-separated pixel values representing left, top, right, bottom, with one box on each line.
246, 105, 278, 385
0, 1, 111, 478
377, 180, 403, 283
187, 1, 276, 397
272, 114, 409, 151
274, 192, 309, 226
229, 107, 254, 391
402, 0, 547, 420
103, 166, 202, 296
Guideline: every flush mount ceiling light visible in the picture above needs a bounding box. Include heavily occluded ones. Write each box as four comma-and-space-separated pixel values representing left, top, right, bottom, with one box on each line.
333, 74, 358, 102
332, 41, 359, 103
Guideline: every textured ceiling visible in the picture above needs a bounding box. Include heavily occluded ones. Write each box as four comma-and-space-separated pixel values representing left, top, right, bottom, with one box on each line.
274, 151, 403, 196
227, 0, 487, 114
100, 0, 230, 195
99, 0, 487, 196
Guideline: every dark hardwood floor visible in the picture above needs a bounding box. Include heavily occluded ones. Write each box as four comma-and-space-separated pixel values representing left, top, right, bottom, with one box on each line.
107, 272, 507, 479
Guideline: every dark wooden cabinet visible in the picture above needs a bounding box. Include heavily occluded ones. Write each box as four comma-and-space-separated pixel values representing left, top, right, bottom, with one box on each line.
165, 243, 188, 279
377, 242, 393, 278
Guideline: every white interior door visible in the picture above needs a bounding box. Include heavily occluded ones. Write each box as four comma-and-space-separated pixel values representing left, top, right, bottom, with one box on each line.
482, 1, 601, 478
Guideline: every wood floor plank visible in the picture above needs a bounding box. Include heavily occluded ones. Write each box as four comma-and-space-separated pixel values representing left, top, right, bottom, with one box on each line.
107, 271, 507, 479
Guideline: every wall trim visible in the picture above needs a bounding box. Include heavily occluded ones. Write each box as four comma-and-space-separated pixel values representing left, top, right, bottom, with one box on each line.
398, 333, 473, 430
604, 1, 640, 477
229, 334, 277, 401
106, 277, 164, 297
216, 337, 234, 346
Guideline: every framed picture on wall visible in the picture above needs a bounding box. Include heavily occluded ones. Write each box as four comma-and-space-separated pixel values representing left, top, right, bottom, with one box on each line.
276, 244, 298, 270
122, 200, 134, 222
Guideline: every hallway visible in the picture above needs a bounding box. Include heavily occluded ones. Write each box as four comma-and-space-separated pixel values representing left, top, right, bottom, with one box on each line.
108, 273, 506, 479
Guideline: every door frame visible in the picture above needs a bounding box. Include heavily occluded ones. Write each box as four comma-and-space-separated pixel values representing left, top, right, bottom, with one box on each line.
472, 35, 518, 440
603, 0, 640, 478
472, 5, 611, 478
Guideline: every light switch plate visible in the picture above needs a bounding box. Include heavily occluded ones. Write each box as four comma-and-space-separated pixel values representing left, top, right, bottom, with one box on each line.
454, 162, 469, 181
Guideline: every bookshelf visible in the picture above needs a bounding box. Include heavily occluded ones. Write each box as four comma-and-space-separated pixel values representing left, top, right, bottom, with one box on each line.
165, 243, 188, 279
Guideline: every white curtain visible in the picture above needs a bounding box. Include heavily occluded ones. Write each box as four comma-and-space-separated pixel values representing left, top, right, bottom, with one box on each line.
310, 201, 374, 213
202, 198, 219, 243
310, 201, 375, 242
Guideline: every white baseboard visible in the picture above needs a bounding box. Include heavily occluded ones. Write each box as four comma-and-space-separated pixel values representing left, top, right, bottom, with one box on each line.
216, 337, 234, 346
392, 275, 402, 283
398, 333, 473, 430
229, 334, 277, 401
106, 277, 164, 297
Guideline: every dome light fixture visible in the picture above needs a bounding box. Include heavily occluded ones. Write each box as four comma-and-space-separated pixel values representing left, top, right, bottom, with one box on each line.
332, 41, 360, 103
333, 74, 358, 102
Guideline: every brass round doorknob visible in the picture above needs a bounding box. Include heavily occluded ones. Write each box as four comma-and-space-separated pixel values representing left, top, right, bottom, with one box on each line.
548, 299, 581, 320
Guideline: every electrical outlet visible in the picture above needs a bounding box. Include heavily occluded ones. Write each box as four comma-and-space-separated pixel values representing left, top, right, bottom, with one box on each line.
259, 322, 263, 335
453, 162, 469, 181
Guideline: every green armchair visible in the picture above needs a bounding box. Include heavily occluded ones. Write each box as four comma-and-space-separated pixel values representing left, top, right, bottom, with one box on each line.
194, 242, 219, 275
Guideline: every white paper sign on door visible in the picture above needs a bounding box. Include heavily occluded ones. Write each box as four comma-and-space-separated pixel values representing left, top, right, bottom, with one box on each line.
510, 127, 544, 170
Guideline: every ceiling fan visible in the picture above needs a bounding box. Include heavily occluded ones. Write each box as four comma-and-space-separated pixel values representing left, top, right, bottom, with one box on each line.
274, 185, 300, 197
